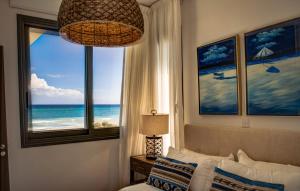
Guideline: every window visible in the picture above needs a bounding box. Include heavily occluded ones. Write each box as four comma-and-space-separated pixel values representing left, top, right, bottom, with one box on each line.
93, 48, 124, 129
29, 28, 86, 131
18, 15, 124, 147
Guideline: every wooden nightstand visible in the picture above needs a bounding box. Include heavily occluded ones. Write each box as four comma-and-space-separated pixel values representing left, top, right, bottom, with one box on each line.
130, 155, 155, 185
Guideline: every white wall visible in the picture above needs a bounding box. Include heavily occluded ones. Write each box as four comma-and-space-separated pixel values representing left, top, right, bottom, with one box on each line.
0, 0, 120, 191
182, 0, 300, 130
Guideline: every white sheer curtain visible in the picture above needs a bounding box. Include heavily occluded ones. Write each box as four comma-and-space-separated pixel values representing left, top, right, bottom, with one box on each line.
118, 6, 152, 187
118, 0, 183, 187
150, 0, 183, 151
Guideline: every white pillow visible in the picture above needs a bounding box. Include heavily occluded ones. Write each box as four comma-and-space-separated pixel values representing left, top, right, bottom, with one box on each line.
235, 150, 300, 191
167, 147, 234, 191
220, 159, 300, 191
237, 149, 300, 173
219, 159, 273, 181
182, 148, 235, 162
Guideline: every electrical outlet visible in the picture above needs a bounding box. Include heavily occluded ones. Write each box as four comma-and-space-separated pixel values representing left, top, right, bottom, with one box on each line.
242, 119, 250, 128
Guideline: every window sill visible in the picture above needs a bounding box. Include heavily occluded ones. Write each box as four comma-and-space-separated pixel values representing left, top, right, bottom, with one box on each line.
21, 127, 120, 148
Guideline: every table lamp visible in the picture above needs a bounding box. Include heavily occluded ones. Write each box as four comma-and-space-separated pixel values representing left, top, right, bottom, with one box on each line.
140, 110, 169, 160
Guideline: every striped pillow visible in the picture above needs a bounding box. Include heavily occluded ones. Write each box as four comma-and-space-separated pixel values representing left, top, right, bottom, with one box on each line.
211, 167, 284, 191
146, 157, 197, 191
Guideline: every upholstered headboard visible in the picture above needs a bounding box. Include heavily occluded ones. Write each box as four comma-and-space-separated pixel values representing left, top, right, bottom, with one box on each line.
184, 125, 300, 166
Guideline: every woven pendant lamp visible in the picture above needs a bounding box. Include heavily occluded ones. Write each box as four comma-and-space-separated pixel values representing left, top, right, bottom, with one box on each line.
58, 0, 144, 47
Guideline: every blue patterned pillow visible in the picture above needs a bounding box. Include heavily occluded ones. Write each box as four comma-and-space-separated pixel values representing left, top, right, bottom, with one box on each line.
211, 167, 284, 191
146, 157, 197, 191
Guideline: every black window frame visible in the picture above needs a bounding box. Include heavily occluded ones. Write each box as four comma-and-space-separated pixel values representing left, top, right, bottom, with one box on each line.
17, 14, 120, 148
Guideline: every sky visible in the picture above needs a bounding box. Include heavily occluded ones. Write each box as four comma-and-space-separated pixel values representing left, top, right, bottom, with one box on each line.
30, 30, 124, 105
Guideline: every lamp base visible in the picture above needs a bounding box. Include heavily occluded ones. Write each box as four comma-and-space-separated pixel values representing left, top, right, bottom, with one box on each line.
146, 136, 163, 160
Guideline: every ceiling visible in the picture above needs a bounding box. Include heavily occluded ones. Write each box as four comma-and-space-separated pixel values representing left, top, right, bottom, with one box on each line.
137, 0, 159, 6
9, 0, 160, 16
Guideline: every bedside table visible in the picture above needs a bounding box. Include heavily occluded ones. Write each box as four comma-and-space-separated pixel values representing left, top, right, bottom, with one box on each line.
130, 155, 155, 185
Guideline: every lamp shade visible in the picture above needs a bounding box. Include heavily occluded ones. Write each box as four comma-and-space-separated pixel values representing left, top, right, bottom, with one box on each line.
140, 114, 169, 136
57, 0, 144, 47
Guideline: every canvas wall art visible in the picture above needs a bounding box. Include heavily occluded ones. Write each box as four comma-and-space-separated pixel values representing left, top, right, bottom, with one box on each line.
245, 18, 300, 116
197, 36, 241, 115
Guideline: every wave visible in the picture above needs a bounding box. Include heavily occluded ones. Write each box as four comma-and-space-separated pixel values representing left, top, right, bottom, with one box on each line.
31, 116, 119, 131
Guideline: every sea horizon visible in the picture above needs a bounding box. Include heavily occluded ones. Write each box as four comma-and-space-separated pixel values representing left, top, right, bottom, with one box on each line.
30, 104, 121, 131
31, 104, 120, 106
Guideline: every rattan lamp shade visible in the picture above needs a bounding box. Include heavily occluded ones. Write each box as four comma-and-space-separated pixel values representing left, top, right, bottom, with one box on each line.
58, 0, 144, 47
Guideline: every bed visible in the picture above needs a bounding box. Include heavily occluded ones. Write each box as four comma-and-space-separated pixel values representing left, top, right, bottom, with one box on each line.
121, 125, 300, 191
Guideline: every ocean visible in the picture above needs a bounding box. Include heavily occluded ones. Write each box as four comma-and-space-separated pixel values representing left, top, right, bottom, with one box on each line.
30, 104, 120, 131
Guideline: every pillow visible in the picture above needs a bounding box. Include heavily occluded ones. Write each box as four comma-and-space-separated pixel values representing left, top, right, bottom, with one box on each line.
146, 157, 197, 191
182, 148, 235, 162
237, 149, 300, 173
219, 159, 272, 180
211, 167, 284, 191
220, 159, 300, 191
167, 147, 234, 164
167, 147, 234, 191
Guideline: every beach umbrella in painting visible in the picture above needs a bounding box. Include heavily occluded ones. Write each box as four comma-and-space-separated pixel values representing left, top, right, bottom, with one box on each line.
254, 47, 280, 74
254, 47, 274, 59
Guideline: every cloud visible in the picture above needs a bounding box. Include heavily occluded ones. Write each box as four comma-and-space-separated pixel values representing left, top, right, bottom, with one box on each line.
202, 53, 228, 63
31, 73, 84, 104
47, 74, 65, 78
202, 45, 228, 63
253, 28, 285, 43
203, 45, 227, 56
256, 41, 277, 50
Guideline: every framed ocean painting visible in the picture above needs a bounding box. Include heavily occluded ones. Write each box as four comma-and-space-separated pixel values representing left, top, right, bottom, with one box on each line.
197, 36, 241, 115
245, 18, 300, 116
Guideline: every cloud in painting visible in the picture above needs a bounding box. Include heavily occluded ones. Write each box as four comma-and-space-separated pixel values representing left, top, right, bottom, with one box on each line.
31, 73, 83, 104
256, 42, 277, 50
252, 28, 285, 43
202, 45, 228, 63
